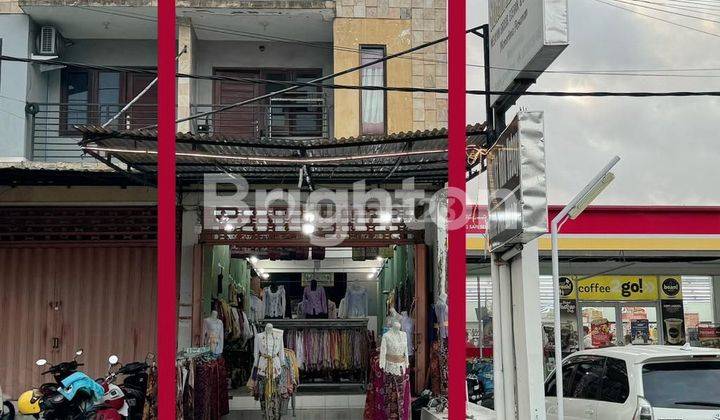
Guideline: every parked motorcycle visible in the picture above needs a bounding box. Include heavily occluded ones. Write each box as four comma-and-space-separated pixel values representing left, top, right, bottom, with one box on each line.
0, 385, 14, 420
89, 355, 128, 420
114, 353, 155, 420
17, 349, 105, 420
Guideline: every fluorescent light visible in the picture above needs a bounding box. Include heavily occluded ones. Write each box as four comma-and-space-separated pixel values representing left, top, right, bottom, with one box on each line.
568, 172, 615, 219
223, 223, 234, 232
367, 272, 374, 279
301, 223, 315, 235
376, 256, 384, 262
261, 273, 270, 279
249, 256, 259, 264
378, 211, 392, 224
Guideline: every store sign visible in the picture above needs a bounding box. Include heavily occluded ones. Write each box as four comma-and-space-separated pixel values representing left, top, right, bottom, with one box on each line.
659, 276, 683, 299
576, 276, 659, 301
661, 300, 686, 345
486, 112, 548, 251
558, 276, 576, 299
488, 0, 569, 107
301, 272, 334, 287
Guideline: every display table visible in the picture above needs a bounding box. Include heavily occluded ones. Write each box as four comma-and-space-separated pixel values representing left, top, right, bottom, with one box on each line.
420, 403, 496, 420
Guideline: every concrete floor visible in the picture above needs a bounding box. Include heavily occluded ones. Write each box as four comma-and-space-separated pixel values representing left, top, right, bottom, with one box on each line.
224, 408, 364, 419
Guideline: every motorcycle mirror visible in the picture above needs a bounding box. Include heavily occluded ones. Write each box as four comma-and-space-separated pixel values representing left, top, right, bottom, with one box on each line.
146, 352, 156, 361
108, 355, 119, 365
75, 349, 84, 356
36, 359, 48, 366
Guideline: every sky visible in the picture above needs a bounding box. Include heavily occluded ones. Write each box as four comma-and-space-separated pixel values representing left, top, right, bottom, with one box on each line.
466, 0, 720, 206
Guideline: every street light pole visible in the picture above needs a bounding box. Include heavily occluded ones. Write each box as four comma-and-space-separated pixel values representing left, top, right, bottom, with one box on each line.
551, 155, 620, 420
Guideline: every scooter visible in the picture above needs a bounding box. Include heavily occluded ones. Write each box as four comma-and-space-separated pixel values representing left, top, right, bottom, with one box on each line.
114, 353, 155, 420
0, 385, 14, 420
20, 349, 105, 419
89, 355, 129, 420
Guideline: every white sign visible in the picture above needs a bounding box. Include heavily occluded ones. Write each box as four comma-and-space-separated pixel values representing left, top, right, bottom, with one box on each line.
487, 111, 547, 251
488, 0, 569, 107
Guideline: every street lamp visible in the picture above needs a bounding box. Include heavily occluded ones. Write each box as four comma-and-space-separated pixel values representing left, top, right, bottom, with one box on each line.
551, 155, 620, 420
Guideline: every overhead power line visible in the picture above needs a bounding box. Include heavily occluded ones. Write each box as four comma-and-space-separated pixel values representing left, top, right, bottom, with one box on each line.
607, 0, 720, 23
590, 0, 720, 38
4, 55, 720, 97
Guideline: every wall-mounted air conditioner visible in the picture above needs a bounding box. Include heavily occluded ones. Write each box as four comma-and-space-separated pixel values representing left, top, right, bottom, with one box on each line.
36, 26, 62, 56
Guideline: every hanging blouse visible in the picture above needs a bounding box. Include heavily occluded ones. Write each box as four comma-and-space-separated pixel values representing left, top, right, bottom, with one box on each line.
338, 298, 347, 319
344, 285, 368, 318
302, 285, 327, 316
435, 300, 448, 339
379, 329, 409, 375
249, 294, 265, 324
400, 312, 414, 356
328, 301, 338, 319
263, 286, 286, 318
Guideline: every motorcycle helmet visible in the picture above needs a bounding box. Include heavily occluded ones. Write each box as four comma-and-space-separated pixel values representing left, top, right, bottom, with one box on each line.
18, 390, 41, 414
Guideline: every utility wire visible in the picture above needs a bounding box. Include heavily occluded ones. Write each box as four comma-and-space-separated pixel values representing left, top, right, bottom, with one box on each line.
69, 4, 720, 75
4, 55, 720, 97
626, 0, 720, 15
607, 0, 720, 23
590, 0, 720, 38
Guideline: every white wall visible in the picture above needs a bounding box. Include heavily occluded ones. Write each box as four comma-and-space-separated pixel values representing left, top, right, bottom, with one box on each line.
0, 14, 32, 160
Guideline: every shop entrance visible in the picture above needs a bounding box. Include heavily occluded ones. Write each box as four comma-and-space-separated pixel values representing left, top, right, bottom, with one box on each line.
578, 301, 662, 349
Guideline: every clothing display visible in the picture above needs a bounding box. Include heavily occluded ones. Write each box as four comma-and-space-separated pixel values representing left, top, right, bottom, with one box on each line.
429, 338, 448, 396
328, 301, 338, 319
203, 314, 224, 355
301, 284, 328, 316
249, 294, 265, 324
338, 298, 348, 319
364, 352, 411, 420
253, 328, 286, 379
434, 297, 448, 339
142, 364, 158, 420
263, 286, 286, 319
400, 312, 414, 356
379, 327, 409, 376
345, 284, 369, 318
284, 328, 370, 373
176, 351, 229, 420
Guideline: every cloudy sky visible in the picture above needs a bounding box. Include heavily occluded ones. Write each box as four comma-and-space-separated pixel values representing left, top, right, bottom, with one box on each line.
466, 0, 720, 206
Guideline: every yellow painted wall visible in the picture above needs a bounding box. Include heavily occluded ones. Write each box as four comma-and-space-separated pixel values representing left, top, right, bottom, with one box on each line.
333, 18, 413, 139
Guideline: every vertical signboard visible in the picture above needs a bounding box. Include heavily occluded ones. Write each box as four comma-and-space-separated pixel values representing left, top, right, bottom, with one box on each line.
487, 111, 548, 251
488, 0, 569, 107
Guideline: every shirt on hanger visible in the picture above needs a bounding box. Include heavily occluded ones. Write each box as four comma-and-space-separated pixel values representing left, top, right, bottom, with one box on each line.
344, 285, 368, 317
302, 285, 327, 315
249, 294, 265, 324
263, 286, 286, 318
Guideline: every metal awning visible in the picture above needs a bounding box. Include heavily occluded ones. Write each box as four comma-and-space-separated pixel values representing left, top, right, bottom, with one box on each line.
76, 123, 487, 188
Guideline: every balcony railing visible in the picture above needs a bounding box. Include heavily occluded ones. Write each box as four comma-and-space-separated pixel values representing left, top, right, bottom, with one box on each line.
190, 92, 329, 140
30, 103, 156, 162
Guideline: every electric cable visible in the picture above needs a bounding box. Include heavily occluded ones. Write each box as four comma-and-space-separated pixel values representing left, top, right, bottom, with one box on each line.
624, 0, 720, 15
590, 0, 720, 38
606, 0, 720, 23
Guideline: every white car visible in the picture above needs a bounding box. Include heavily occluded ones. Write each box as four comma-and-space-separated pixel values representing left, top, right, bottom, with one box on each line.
544, 345, 720, 420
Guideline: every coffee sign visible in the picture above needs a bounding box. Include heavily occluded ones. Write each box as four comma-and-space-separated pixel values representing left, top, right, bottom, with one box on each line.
576, 276, 659, 301
659, 276, 683, 299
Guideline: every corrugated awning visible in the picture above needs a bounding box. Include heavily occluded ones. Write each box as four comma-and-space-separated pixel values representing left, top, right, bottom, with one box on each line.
76, 123, 487, 187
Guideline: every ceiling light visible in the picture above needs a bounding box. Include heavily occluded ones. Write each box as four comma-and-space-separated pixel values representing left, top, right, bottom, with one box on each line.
249, 256, 259, 264
367, 272, 374, 279
378, 211, 392, 224
223, 223, 234, 232
261, 272, 269, 279
376, 256, 383, 262
303, 212, 316, 223
302, 223, 315, 235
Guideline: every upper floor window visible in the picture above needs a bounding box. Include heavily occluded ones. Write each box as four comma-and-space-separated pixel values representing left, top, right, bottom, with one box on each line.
360, 46, 386, 136
61, 68, 123, 132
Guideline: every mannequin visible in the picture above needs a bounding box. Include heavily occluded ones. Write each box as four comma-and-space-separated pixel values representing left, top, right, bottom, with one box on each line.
344, 282, 368, 318
203, 310, 224, 355
400, 310, 414, 356
302, 279, 328, 318
385, 307, 403, 334
263, 284, 286, 319
379, 321, 410, 420
252, 323, 285, 420
435, 292, 448, 339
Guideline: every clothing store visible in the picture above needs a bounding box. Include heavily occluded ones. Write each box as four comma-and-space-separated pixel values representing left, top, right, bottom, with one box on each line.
181, 235, 451, 419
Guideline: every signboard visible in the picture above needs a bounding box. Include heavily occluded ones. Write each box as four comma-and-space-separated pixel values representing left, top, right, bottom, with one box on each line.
301, 272, 334, 287
659, 276, 683, 299
576, 276, 659, 301
488, 0, 569, 107
558, 276, 576, 299
590, 318, 613, 347
661, 300, 686, 345
630, 319, 651, 344
486, 111, 548, 251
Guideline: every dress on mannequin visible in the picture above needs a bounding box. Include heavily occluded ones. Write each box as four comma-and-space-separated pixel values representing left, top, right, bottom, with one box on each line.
203, 310, 224, 355
252, 323, 286, 420
379, 322, 411, 420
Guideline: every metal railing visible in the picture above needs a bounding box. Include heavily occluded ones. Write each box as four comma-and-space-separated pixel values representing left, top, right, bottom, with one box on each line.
30, 102, 156, 162
191, 92, 328, 140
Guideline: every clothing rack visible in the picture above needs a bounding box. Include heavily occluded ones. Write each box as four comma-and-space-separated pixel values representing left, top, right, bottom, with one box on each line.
259, 318, 370, 390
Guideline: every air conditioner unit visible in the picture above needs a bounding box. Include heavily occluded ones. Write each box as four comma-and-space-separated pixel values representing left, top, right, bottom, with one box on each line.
36, 26, 62, 56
